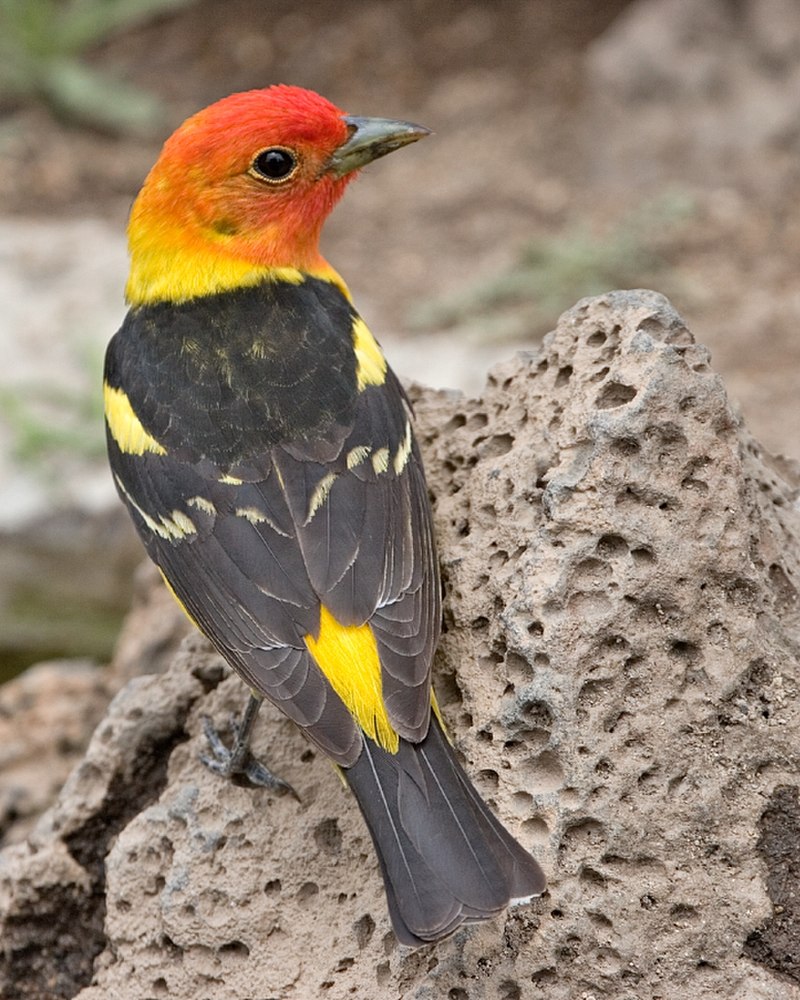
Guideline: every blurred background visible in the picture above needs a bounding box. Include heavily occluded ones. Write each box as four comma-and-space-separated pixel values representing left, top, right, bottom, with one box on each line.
1, 0, 798, 681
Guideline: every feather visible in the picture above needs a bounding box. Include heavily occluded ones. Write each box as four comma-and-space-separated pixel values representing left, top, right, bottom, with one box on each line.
346, 716, 546, 945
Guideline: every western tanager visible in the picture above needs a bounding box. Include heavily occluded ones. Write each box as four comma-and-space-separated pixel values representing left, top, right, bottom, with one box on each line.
104, 84, 545, 945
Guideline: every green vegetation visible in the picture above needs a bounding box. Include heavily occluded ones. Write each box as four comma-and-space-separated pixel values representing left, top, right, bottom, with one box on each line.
0, 0, 195, 133
0, 341, 106, 473
409, 192, 695, 343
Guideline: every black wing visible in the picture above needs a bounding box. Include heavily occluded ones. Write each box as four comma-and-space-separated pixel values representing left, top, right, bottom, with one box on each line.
105, 287, 439, 766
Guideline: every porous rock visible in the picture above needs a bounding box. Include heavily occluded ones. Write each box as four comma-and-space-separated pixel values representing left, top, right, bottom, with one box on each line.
0, 660, 112, 848
1, 290, 799, 999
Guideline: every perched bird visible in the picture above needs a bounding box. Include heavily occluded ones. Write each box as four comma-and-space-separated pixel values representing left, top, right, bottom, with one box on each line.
104, 84, 545, 945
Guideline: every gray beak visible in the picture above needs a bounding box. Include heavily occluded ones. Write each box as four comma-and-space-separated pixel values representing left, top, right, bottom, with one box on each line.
327, 115, 432, 177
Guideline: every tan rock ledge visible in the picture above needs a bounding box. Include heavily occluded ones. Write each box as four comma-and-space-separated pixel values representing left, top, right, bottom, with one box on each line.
1, 291, 799, 1000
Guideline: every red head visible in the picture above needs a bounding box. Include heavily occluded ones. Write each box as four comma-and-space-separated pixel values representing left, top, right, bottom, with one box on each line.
126, 85, 429, 305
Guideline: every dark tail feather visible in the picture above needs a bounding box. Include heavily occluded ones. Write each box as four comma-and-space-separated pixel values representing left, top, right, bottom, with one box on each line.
345, 715, 546, 946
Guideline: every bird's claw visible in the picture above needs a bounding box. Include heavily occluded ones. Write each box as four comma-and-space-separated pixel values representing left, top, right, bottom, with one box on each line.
199, 713, 299, 798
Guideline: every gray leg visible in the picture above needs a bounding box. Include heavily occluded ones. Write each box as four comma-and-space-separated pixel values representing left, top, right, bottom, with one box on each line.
200, 692, 298, 797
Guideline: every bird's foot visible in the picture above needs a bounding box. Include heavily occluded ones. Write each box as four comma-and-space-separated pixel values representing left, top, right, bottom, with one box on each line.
200, 712, 299, 798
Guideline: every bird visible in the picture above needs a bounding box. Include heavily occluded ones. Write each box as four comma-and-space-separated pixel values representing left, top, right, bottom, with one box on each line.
104, 84, 545, 946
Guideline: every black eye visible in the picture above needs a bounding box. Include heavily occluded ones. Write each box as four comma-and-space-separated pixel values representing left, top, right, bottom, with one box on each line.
251, 147, 297, 182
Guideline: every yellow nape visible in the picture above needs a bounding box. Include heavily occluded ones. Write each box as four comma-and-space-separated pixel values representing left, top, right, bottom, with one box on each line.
125, 232, 353, 307
305, 605, 399, 753
104, 383, 166, 456
352, 317, 387, 390
127, 251, 300, 306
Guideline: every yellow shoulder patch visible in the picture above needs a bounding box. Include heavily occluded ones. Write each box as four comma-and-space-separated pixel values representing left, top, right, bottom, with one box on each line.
305, 605, 398, 753
104, 383, 166, 456
352, 317, 387, 390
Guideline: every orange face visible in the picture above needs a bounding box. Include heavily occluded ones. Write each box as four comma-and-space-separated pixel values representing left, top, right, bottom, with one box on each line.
126, 85, 430, 305
130, 86, 354, 274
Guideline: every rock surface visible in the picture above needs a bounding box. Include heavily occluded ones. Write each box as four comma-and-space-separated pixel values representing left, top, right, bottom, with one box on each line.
0, 660, 113, 849
1, 291, 799, 999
